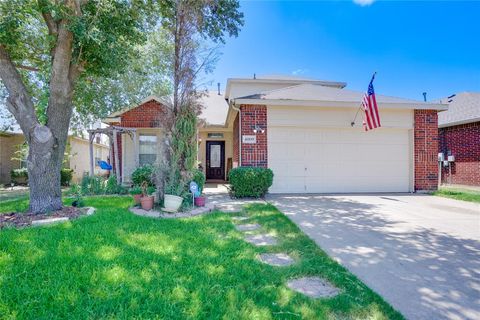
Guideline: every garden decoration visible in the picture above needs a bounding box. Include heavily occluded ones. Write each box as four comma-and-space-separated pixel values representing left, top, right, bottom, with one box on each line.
140, 181, 155, 211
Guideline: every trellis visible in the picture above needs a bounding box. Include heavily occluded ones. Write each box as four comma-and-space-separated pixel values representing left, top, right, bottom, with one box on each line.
87, 126, 138, 184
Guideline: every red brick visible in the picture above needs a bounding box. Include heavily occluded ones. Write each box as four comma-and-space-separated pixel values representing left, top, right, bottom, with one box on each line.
414, 110, 439, 191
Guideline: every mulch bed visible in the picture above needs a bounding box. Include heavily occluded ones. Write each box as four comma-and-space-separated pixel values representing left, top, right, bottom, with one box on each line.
0, 206, 86, 229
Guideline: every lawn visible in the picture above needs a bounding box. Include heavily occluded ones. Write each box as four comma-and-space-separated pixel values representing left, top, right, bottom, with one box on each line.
433, 187, 480, 203
0, 196, 403, 319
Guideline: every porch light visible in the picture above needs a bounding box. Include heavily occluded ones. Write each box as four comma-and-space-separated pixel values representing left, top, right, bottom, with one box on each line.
252, 125, 265, 134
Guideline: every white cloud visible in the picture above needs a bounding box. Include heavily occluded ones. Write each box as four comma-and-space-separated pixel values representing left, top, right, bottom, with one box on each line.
353, 0, 376, 6
291, 68, 308, 76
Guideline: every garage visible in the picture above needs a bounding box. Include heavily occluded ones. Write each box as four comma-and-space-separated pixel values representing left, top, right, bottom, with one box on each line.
267, 106, 413, 193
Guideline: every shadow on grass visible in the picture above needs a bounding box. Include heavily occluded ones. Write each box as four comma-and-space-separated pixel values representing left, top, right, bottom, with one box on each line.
0, 197, 402, 319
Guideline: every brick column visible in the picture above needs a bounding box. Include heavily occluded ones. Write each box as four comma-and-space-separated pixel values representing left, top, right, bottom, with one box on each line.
233, 114, 239, 166
414, 110, 439, 191
240, 104, 268, 167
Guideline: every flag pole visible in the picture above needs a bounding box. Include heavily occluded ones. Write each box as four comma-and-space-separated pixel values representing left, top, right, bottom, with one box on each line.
350, 72, 377, 127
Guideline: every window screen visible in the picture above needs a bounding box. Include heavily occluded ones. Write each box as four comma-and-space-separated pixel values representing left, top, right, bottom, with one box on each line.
139, 134, 157, 166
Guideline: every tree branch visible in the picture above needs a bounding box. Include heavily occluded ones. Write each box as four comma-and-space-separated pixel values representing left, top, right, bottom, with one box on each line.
15, 64, 40, 72
38, 0, 58, 36
0, 45, 39, 139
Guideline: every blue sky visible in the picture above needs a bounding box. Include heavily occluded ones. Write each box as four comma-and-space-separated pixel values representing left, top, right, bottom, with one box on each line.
205, 0, 480, 101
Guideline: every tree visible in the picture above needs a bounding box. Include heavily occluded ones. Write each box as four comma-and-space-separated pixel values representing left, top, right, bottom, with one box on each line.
0, 0, 156, 213
160, 0, 243, 197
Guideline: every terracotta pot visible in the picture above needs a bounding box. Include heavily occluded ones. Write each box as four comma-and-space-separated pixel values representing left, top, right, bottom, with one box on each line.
164, 194, 183, 212
194, 196, 206, 207
140, 195, 154, 211
133, 194, 142, 204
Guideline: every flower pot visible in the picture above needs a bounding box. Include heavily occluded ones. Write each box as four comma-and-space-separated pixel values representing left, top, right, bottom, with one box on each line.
163, 194, 183, 212
140, 195, 154, 211
194, 196, 206, 207
133, 194, 142, 204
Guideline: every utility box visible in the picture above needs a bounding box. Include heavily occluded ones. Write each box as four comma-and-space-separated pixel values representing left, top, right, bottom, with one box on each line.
448, 155, 455, 162
438, 153, 444, 162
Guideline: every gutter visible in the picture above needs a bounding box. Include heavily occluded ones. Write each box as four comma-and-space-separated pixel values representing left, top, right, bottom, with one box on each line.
231, 101, 242, 167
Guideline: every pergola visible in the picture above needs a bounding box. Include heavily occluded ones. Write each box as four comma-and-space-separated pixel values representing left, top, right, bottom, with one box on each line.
87, 126, 138, 184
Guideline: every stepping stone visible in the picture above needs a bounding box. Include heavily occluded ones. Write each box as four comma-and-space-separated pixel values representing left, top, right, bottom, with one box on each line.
258, 253, 295, 266
235, 223, 261, 232
32, 217, 69, 226
244, 234, 278, 246
287, 277, 339, 299
232, 216, 249, 221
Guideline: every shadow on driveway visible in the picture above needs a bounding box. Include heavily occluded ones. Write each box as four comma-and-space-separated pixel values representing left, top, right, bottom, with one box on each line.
268, 194, 480, 320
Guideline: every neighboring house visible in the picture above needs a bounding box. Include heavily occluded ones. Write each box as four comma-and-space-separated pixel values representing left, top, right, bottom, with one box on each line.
437, 92, 480, 186
0, 128, 110, 184
104, 75, 447, 193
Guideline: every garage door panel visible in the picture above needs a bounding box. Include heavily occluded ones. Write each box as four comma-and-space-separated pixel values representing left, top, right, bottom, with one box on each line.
268, 126, 411, 193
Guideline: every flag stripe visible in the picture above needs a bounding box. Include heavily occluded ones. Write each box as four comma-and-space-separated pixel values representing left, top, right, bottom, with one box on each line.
362, 76, 381, 131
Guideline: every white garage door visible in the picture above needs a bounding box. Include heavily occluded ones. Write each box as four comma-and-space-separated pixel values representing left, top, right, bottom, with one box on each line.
268, 126, 412, 193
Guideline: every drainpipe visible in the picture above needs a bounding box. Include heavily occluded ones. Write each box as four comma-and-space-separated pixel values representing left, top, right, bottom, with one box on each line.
231, 101, 242, 166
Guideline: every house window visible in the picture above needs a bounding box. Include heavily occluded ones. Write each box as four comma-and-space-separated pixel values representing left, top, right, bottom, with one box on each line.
139, 134, 157, 166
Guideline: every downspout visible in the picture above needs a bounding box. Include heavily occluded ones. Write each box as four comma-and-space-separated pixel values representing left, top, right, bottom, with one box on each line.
231, 101, 242, 166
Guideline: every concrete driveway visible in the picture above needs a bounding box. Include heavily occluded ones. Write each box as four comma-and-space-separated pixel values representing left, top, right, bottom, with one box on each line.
267, 194, 480, 320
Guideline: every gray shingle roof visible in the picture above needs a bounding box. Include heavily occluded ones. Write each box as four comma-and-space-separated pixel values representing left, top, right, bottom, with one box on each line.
240, 83, 436, 106
198, 91, 229, 126
437, 92, 480, 127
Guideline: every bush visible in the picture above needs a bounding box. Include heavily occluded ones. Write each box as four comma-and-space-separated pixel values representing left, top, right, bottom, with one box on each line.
10, 168, 28, 184
228, 167, 274, 198
80, 174, 105, 195
105, 175, 121, 194
131, 165, 155, 186
60, 169, 73, 186
192, 169, 206, 193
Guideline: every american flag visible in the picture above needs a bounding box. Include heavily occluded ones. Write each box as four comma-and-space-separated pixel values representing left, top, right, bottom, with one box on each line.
362, 74, 381, 131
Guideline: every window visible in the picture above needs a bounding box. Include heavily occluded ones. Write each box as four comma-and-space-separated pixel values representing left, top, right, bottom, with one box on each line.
94, 148, 101, 167
139, 134, 157, 166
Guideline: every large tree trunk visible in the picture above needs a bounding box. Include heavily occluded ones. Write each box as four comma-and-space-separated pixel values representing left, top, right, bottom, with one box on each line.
27, 125, 63, 213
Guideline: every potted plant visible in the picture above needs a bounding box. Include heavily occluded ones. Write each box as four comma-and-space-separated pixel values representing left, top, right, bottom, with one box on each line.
129, 185, 143, 204
194, 188, 206, 207
140, 182, 155, 211
163, 186, 184, 212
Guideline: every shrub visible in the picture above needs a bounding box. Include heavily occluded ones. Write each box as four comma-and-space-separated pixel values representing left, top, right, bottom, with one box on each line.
80, 174, 105, 195
192, 169, 206, 193
129, 186, 142, 195
60, 169, 73, 186
105, 175, 121, 194
228, 167, 274, 198
132, 165, 155, 186
68, 184, 85, 207
10, 168, 28, 184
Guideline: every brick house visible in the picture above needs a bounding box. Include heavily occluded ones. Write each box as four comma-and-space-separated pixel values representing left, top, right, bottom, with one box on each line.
438, 92, 480, 187
104, 75, 447, 192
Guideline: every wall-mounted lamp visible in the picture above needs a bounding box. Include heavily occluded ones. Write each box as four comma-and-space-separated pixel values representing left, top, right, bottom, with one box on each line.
252, 125, 265, 134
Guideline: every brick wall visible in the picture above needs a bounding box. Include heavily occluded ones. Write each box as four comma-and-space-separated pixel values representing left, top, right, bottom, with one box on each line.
438, 121, 480, 186
239, 104, 267, 167
414, 110, 439, 191
233, 114, 239, 166
111, 99, 170, 178
120, 100, 170, 128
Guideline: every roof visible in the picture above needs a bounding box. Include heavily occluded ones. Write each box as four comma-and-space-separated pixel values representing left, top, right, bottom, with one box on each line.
234, 84, 447, 110
437, 92, 480, 127
225, 75, 347, 100
104, 96, 168, 122
198, 91, 229, 127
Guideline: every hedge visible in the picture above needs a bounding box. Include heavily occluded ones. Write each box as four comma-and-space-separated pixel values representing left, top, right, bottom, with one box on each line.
228, 167, 274, 198
11, 168, 73, 186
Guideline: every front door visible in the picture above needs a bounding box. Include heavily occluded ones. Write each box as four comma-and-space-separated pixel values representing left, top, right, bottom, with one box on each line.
206, 141, 225, 180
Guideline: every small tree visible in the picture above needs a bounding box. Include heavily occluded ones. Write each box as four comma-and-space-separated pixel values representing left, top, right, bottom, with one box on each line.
158, 0, 243, 198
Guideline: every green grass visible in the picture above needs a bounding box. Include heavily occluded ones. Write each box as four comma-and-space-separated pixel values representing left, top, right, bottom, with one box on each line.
0, 196, 403, 319
433, 187, 480, 203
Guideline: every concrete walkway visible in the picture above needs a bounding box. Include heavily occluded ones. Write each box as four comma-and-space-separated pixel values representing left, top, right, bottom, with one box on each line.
204, 183, 266, 212
268, 194, 480, 320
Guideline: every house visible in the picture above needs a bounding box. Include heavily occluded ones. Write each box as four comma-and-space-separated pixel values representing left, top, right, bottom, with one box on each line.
438, 92, 480, 186
104, 75, 447, 193
0, 127, 110, 184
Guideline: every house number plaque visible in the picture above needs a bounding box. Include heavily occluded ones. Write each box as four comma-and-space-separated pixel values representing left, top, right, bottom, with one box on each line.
242, 135, 257, 144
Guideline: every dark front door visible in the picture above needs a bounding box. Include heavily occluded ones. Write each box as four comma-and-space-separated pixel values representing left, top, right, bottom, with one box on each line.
206, 141, 225, 180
